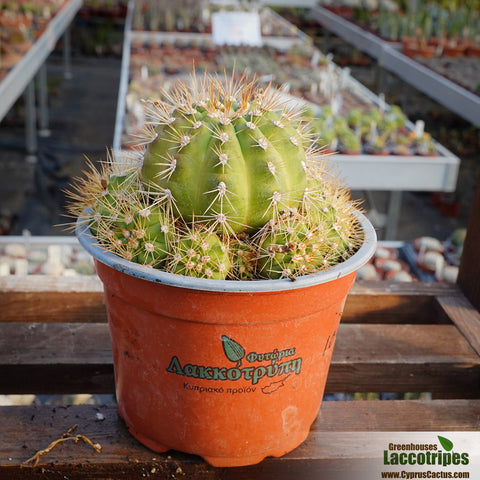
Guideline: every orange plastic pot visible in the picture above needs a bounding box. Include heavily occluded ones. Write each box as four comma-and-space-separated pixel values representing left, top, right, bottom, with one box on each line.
77, 212, 376, 467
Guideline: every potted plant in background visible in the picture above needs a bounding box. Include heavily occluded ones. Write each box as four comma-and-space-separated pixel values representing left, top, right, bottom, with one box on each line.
415, 131, 437, 156
338, 128, 362, 155
68, 70, 376, 467
347, 107, 363, 131
365, 133, 390, 155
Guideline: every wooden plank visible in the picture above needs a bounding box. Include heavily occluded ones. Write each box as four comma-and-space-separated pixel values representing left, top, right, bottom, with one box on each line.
1, 401, 479, 480
327, 323, 480, 395
0, 276, 460, 324
0, 323, 113, 395
436, 295, 480, 356
1, 323, 478, 395
0, 276, 105, 323
343, 281, 458, 323
457, 170, 480, 311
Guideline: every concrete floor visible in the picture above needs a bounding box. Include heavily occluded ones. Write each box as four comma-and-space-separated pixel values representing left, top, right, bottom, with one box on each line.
0, 32, 477, 242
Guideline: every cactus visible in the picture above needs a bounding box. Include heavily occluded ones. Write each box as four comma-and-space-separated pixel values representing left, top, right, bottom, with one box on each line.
68, 70, 365, 281
228, 234, 257, 280
338, 129, 362, 154
141, 72, 309, 235
256, 210, 328, 279
167, 225, 231, 280
347, 108, 363, 128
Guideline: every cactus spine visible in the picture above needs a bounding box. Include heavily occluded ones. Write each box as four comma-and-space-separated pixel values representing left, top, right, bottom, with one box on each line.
69, 70, 364, 280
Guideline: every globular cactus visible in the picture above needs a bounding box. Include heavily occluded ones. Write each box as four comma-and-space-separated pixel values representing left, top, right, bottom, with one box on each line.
141, 73, 310, 235
70, 162, 174, 268
167, 226, 231, 280
255, 189, 361, 280
256, 210, 328, 279
303, 165, 363, 265
69, 70, 365, 281
128, 204, 175, 267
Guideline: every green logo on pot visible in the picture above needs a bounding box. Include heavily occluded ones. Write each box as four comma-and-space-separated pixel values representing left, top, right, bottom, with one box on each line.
221, 335, 245, 367
166, 335, 302, 388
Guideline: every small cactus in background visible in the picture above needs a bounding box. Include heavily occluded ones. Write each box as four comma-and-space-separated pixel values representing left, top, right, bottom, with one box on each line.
68, 70, 365, 280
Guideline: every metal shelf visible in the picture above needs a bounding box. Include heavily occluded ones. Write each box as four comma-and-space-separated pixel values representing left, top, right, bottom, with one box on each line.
311, 5, 480, 128
311, 5, 402, 60
321, 72, 459, 193
113, 0, 134, 152
0, 0, 82, 122
380, 48, 480, 129
331, 153, 458, 192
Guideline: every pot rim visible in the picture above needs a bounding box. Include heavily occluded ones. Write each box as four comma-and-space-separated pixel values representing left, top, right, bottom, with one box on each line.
76, 211, 376, 293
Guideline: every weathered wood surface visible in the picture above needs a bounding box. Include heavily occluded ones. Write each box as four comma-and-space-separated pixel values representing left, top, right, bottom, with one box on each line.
1, 400, 479, 480
1, 322, 479, 396
0, 276, 105, 324
436, 294, 480, 356
0, 276, 463, 324
1, 277, 480, 397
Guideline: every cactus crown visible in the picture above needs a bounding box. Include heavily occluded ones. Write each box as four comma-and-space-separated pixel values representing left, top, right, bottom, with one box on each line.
68, 70, 364, 281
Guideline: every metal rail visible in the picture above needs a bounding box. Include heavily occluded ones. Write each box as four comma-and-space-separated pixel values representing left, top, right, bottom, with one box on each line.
0, 0, 83, 122
112, 0, 135, 151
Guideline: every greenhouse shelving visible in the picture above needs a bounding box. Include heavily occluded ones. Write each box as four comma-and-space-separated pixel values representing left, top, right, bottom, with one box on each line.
113, 1, 459, 239
380, 47, 480, 129
0, 0, 82, 158
311, 5, 480, 129
311, 4, 402, 60
113, 0, 310, 151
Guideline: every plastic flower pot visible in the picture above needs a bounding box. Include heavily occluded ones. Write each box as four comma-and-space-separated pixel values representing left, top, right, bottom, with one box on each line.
77, 211, 376, 467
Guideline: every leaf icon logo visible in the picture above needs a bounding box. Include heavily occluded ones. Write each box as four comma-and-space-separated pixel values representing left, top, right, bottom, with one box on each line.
437, 435, 454, 451
221, 335, 245, 367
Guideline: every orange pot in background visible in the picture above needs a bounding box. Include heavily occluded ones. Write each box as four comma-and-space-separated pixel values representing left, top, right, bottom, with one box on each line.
78, 212, 376, 467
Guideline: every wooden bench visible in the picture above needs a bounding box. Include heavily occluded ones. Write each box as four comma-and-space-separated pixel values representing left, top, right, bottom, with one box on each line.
1, 178, 480, 479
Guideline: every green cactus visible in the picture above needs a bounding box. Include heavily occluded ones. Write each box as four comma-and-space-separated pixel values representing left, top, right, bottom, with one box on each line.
347, 108, 363, 128
130, 204, 175, 267
339, 130, 362, 154
68, 70, 366, 281
95, 184, 174, 267
256, 210, 328, 279
141, 74, 308, 235
167, 226, 231, 280
303, 173, 363, 265
387, 105, 407, 130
